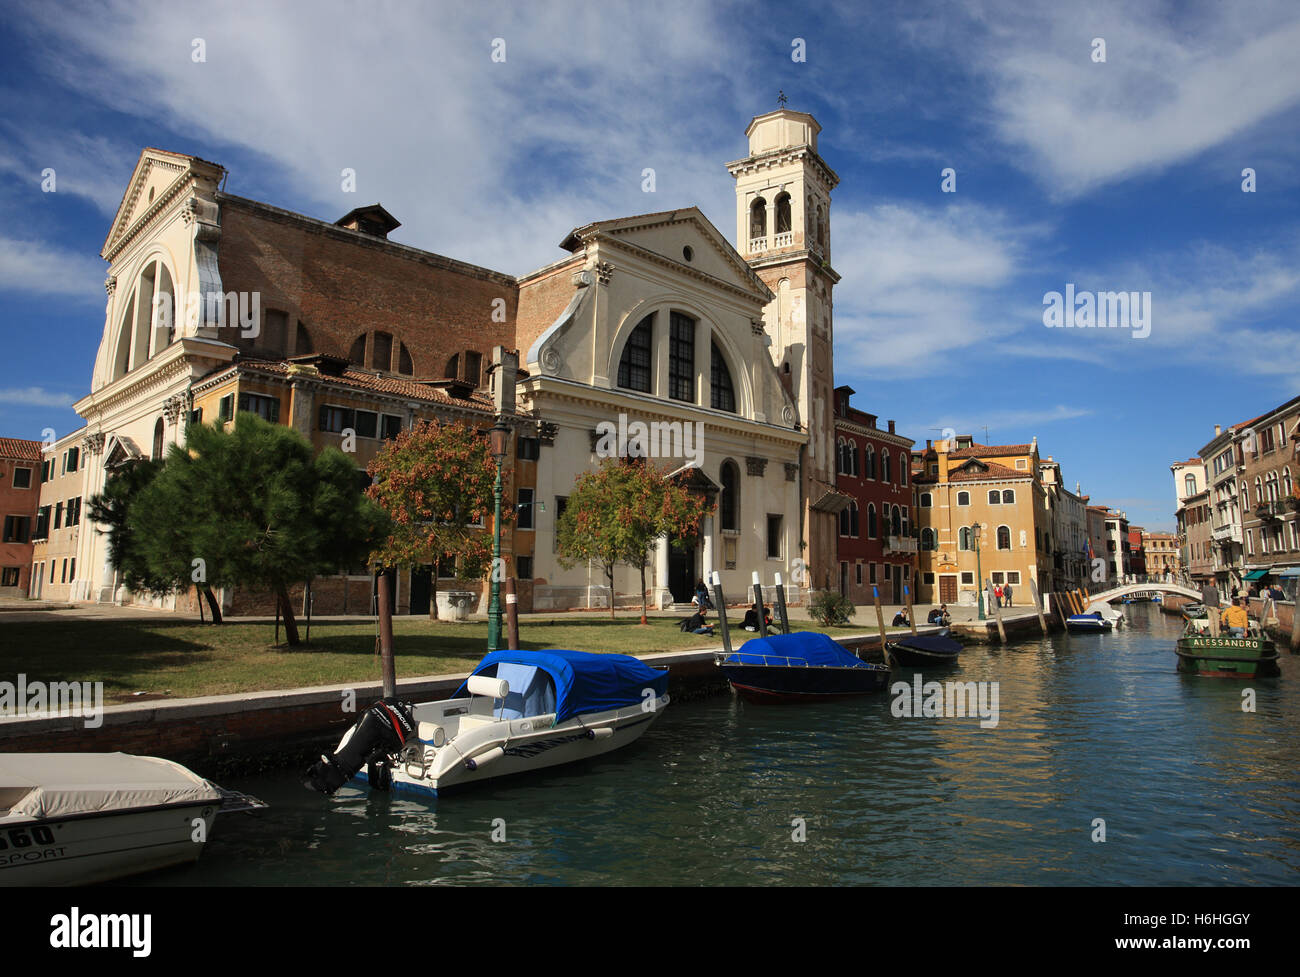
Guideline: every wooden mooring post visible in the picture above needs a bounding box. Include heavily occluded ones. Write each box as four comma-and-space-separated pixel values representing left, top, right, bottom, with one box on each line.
1028, 579, 1048, 634
987, 578, 1007, 643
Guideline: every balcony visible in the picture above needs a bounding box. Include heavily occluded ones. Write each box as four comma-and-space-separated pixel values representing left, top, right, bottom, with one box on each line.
885, 535, 917, 553
1255, 501, 1287, 522
748, 238, 767, 254
773, 231, 794, 248
1211, 523, 1241, 543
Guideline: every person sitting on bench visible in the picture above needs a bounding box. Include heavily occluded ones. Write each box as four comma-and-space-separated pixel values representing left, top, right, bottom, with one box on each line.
892, 610, 910, 627
741, 605, 777, 633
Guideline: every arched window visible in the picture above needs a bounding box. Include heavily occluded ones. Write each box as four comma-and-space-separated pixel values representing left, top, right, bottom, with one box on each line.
988, 490, 1000, 505
445, 353, 459, 379
617, 314, 653, 392
890, 505, 901, 537
850, 501, 859, 537
957, 491, 970, 506
863, 446, 875, 479
920, 527, 936, 550
1284, 468, 1293, 496
750, 198, 767, 241
710, 342, 736, 412
882, 450, 892, 483
348, 335, 366, 366
1002, 489, 1015, 504
959, 526, 974, 551
839, 503, 851, 537
920, 492, 932, 508
1241, 480, 1249, 507
996, 525, 1011, 550
152, 417, 165, 460
720, 460, 739, 532
370, 331, 393, 371
668, 312, 696, 402
295, 322, 313, 355
397, 342, 414, 376
900, 462, 907, 487
1184, 473, 1197, 496
774, 192, 791, 234
867, 503, 877, 538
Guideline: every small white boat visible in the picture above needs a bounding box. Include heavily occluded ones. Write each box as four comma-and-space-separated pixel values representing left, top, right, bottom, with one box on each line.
1084, 601, 1124, 627
305, 649, 670, 798
1066, 612, 1113, 633
0, 752, 265, 886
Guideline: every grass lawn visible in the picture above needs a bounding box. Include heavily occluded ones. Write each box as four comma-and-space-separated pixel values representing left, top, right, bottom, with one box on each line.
3, 614, 853, 704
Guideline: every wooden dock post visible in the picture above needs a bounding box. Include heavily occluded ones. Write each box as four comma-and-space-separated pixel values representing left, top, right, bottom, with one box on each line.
710, 571, 732, 656
773, 572, 791, 634
1290, 595, 1300, 654
904, 583, 917, 635
987, 578, 1007, 643
872, 584, 890, 662
1028, 579, 1048, 634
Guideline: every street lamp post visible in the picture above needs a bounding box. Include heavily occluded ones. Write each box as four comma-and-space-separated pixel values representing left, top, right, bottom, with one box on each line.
487, 416, 510, 652
973, 523, 986, 621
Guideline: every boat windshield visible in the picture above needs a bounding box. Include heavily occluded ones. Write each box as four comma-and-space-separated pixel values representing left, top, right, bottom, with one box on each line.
486, 663, 557, 719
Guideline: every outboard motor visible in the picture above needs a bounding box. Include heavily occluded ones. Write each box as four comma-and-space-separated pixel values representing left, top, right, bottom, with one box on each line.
304, 698, 416, 794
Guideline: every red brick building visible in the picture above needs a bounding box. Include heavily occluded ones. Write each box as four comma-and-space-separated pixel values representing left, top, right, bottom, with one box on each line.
1, 438, 43, 596
833, 386, 916, 604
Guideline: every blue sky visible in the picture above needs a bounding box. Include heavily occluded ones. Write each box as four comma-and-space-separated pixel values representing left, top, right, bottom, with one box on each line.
2, 0, 1298, 532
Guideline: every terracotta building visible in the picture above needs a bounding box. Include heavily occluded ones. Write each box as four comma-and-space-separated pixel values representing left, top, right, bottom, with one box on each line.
1, 438, 43, 596
832, 386, 915, 604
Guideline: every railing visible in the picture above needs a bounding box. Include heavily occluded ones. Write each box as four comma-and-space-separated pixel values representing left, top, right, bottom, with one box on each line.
885, 535, 918, 553
748, 237, 767, 254
1211, 523, 1241, 542
773, 231, 794, 248
1255, 501, 1288, 521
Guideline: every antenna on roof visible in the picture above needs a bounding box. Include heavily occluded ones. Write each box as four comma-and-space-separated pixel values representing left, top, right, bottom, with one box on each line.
777, 90, 788, 109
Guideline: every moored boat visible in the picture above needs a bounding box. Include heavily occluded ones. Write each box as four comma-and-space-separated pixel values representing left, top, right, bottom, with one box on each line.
717, 632, 891, 702
1175, 622, 1280, 678
0, 752, 265, 886
1066, 612, 1112, 633
885, 631, 962, 667
305, 649, 670, 799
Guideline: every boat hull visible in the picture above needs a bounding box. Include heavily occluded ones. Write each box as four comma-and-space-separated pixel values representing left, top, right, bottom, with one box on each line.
362, 699, 667, 797
0, 803, 218, 886
1175, 635, 1280, 678
720, 663, 892, 702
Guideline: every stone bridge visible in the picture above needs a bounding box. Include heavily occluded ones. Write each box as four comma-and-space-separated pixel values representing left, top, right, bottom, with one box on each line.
1086, 582, 1201, 605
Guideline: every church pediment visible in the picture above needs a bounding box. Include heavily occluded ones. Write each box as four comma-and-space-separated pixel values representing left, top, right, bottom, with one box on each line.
102, 148, 225, 259
561, 208, 772, 303
102, 434, 143, 469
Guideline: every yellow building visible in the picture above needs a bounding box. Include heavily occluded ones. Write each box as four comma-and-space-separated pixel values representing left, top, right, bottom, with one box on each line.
912, 436, 1054, 607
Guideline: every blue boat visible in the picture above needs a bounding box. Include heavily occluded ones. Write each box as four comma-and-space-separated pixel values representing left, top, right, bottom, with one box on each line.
305, 650, 670, 796
1066, 612, 1112, 633
885, 630, 962, 666
716, 632, 891, 702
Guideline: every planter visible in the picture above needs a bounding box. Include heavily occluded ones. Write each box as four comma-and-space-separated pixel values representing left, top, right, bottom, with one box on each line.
435, 591, 476, 622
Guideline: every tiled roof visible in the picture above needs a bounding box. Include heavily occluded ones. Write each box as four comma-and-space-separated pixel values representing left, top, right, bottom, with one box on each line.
0, 438, 43, 461
233, 359, 497, 412
948, 442, 1034, 458
948, 459, 1031, 482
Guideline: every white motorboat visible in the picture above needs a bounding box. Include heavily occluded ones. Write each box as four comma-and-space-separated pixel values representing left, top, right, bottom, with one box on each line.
0, 752, 265, 886
305, 649, 670, 798
1084, 601, 1124, 627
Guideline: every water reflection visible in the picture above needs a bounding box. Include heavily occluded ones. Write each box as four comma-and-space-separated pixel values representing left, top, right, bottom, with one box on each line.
128, 604, 1300, 885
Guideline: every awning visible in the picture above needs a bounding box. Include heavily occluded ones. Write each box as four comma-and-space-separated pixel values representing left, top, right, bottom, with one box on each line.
810, 489, 853, 515
1278, 568, 1300, 578
1243, 569, 1269, 581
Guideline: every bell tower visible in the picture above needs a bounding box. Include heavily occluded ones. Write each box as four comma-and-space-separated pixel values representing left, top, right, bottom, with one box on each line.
727, 107, 842, 592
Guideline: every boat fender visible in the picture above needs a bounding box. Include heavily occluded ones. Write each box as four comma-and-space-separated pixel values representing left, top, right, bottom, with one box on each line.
465, 746, 505, 771
586, 727, 614, 741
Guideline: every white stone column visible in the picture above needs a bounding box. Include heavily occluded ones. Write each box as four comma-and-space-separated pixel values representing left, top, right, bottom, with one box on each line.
655, 535, 670, 607
701, 514, 715, 583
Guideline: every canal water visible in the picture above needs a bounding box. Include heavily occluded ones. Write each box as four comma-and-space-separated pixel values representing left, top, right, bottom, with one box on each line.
129, 604, 1300, 885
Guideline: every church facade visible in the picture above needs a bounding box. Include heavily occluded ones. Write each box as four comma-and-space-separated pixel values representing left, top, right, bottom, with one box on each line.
39, 108, 844, 614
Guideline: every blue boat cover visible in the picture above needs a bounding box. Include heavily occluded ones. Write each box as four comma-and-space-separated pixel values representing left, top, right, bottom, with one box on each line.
726, 632, 872, 668
454, 649, 668, 722
894, 634, 962, 654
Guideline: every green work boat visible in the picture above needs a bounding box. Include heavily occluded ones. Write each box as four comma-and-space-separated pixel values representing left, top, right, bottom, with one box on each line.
1175, 620, 1280, 678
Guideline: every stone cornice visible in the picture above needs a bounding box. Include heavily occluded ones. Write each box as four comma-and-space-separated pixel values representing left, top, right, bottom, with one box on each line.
725, 146, 840, 191
589, 233, 772, 305
519, 377, 806, 448
834, 419, 914, 450
73, 338, 236, 420
103, 157, 219, 263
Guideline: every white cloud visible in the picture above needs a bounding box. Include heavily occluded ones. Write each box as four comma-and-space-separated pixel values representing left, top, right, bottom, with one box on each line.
0, 386, 77, 408
0, 235, 106, 300
955, 0, 1300, 195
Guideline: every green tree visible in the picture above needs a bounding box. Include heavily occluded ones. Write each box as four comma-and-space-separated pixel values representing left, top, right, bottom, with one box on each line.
366, 419, 503, 619
556, 459, 712, 623
130, 412, 386, 645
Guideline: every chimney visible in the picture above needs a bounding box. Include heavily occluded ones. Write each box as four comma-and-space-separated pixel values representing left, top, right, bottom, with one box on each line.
1215, 424, 1221, 436
491, 346, 518, 415
887, 420, 896, 434
926, 439, 932, 450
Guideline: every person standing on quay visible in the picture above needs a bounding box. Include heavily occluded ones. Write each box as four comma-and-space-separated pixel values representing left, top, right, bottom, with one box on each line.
1201, 582, 1221, 637
1004, 582, 1013, 607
